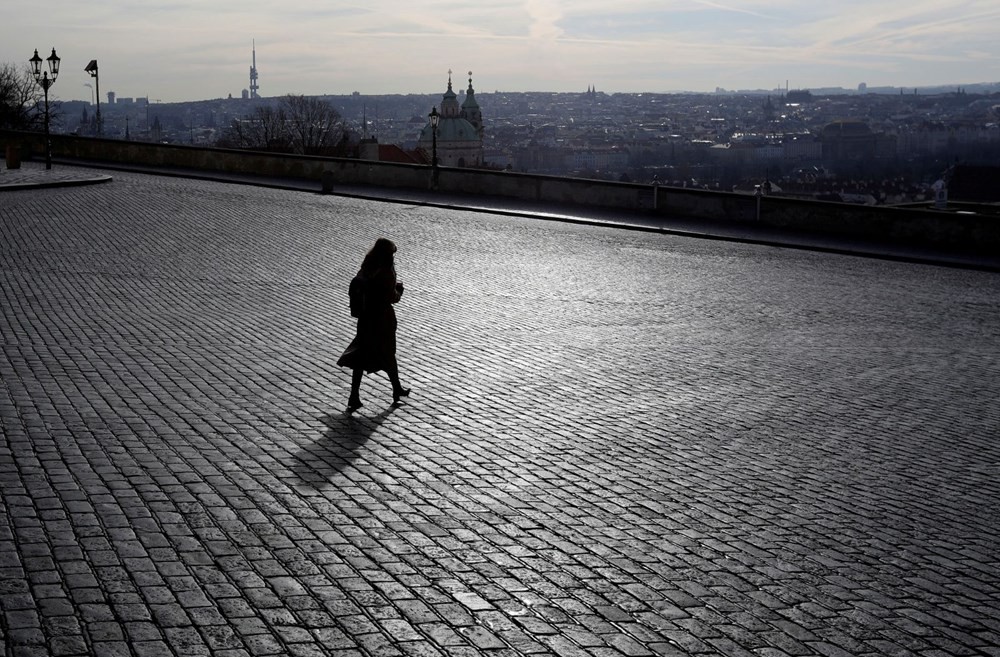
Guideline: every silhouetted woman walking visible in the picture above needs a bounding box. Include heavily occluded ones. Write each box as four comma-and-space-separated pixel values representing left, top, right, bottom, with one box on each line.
338, 238, 410, 411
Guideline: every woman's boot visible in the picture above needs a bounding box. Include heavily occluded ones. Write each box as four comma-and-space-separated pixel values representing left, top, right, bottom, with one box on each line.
387, 364, 410, 403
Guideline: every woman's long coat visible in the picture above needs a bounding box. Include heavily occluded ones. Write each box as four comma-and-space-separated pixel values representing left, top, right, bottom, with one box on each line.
337, 266, 400, 373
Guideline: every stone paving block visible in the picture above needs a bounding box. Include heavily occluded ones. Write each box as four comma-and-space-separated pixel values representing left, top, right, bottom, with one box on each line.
2, 170, 1000, 656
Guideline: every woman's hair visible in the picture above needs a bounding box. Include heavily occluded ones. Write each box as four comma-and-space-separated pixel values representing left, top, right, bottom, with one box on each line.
361, 238, 396, 275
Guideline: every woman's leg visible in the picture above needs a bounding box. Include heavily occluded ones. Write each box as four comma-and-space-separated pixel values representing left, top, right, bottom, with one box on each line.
348, 369, 364, 410
386, 360, 409, 402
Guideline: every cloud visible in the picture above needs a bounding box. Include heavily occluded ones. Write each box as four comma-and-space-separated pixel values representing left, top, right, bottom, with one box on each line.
688, 0, 775, 20
525, 0, 565, 40
2, 0, 999, 100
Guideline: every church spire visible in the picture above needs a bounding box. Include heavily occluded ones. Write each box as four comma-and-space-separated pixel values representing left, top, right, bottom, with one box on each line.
460, 70, 482, 139
441, 69, 460, 117
462, 71, 478, 107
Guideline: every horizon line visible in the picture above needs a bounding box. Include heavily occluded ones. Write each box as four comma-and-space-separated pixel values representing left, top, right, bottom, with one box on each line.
66, 81, 1000, 106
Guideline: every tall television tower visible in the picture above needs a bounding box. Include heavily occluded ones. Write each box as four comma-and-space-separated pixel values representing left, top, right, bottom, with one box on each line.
249, 40, 260, 99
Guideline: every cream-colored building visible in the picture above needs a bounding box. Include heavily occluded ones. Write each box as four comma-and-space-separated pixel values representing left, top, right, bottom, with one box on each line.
418, 73, 484, 168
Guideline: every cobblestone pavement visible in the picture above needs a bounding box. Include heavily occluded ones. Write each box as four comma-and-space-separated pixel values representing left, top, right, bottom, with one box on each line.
2, 170, 999, 657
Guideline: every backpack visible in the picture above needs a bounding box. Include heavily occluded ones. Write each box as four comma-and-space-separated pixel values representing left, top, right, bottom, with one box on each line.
348, 273, 366, 318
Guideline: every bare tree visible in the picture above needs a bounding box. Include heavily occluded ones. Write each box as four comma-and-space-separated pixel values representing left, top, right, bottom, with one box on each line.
280, 95, 344, 155
218, 104, 290, 151
216, 95, 345, 155
0, 62, 44, 131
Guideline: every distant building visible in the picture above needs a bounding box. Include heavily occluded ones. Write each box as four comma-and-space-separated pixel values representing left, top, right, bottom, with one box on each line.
417, 72, 484, 167
783, 134, 823, 161
786, 89, 813, 104
359, 137, 423, 164
820, 120, 897, 164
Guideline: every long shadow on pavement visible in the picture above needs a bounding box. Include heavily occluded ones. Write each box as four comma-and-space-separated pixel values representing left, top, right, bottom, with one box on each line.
290, 406, 396, 487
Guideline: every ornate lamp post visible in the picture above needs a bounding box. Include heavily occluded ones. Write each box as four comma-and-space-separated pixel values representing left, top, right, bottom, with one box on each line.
428, 106, 439, 167
84, 59, 101, 136
29, 48, 60, 170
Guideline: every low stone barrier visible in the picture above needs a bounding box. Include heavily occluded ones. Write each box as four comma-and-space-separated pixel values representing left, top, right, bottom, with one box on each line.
4, 130, 997, 255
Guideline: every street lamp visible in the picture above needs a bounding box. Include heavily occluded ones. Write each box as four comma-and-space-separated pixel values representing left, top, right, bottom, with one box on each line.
84, 59, 101, 136
29, 48, 60, 169
428, 106, 439, 167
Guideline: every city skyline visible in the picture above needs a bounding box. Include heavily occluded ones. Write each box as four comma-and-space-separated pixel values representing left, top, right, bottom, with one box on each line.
4, 0, 1000, 104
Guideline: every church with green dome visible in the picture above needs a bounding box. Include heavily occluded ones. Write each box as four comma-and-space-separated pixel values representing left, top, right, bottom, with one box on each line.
418, 72, 484, 168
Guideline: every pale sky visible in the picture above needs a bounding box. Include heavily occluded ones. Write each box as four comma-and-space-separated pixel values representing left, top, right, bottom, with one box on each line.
4, 0, 999, 103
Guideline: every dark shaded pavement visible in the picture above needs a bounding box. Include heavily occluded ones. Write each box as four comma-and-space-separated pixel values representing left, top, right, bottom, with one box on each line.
2, 165, 999, 656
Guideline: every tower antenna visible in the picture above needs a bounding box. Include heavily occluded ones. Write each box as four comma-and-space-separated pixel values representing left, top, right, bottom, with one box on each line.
250, 40, 260, 99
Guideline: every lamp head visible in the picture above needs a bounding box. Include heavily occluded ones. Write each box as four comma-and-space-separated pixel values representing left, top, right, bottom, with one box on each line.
29, 49, 43, 79
47, 48, 61, 80
429, 106, 440, 128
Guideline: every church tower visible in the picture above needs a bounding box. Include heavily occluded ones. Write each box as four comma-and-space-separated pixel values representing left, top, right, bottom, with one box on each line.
440, 71, 460, 118
417, 70, 484, 167
460, 71, 483, 140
